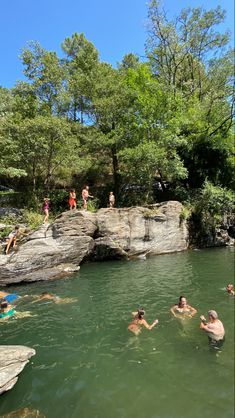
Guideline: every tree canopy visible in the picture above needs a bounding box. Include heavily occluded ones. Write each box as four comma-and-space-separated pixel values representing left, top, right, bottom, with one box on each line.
0, 3, 234, 211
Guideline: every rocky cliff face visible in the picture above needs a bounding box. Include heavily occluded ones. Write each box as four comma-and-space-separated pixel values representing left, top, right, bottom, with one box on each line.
0, 201, 188, 285
0, 346, 35, 395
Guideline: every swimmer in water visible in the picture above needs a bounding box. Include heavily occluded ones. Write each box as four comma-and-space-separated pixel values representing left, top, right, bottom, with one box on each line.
128, 308, 159, 336
0, 299, 15, 320
226, 283, 235, 296
31, 292, 76, 304
200, 310, 225, 350
0, 291, 20, 304
170, 296, 197, 318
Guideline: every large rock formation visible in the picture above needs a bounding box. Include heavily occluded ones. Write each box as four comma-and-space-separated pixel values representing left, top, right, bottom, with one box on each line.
0, 202, 188, 285
0, 346, 35, 395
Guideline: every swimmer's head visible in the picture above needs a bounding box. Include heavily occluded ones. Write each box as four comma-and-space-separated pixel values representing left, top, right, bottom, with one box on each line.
0, 300, 8, 310
41, 292, 53, 297
137, 308, 145, 318
208, 310, 218, 320
179, 296, 187, 306
226, 283, 234, 292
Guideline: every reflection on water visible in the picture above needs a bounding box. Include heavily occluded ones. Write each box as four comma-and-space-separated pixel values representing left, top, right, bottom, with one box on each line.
0, 248, 234, 418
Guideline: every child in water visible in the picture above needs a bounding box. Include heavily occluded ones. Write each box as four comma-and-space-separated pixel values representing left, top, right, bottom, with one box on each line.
0, 300, 15, 319
226, 283, 235, 296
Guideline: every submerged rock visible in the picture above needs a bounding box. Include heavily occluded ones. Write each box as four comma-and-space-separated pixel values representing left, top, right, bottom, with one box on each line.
0, 202, 188, 284
0, 408, 45, 418
0, 346, 35, 395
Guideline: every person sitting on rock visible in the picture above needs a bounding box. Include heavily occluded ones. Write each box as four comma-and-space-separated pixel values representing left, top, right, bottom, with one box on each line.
5, 225, 20, 255
0, 299, 15, 319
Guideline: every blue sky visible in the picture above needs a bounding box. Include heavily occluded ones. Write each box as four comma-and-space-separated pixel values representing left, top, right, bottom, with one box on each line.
1, 0, 234, 88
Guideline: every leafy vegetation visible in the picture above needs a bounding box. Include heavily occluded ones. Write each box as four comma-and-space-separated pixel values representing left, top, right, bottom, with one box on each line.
0, 3, 233, 226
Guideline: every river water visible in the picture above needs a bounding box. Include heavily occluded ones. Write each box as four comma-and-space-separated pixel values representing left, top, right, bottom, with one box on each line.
0, 248, 234, 418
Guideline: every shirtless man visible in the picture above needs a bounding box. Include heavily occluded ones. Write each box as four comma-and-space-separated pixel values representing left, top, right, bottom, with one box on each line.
128, 308, 159, 336
82, 186, 93, 210
200, 310, 225, 349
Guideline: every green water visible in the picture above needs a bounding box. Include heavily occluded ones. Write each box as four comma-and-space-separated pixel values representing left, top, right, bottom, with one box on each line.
0, 248, 234, 418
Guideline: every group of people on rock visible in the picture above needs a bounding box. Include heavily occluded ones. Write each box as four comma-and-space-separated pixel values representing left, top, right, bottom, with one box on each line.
2, 186, 116, 255
43, 186, 115, 223
128, 288, 234, 350
69, 186, 115, 211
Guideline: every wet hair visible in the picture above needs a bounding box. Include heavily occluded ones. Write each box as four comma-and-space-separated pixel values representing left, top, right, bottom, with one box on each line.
178, 295, 186, 307
15, 225, 20, 230
227, 283, 234, 289
1, 300, 8, 310
41, 292, 53, 297
208, 310, 218, 319
137, 308, 145, 319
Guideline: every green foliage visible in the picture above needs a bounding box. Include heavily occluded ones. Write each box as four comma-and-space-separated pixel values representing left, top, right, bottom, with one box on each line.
87, 198, 99, 213
195, 181, 234, 217
0, 12, 233, 211
180, 206, 191, 222
23, 210, 43, 229
48, 189, 68, 213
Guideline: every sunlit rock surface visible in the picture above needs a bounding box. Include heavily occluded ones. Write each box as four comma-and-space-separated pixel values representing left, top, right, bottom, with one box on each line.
0, 202, 188, 284
0, 346, 35, 395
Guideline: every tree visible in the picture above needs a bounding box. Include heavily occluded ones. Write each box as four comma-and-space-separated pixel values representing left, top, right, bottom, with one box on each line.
61, 33, 99, 122
20, 41, 65, 115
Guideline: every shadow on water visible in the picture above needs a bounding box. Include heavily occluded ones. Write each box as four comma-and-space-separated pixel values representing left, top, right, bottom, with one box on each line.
0, 247, 234, 418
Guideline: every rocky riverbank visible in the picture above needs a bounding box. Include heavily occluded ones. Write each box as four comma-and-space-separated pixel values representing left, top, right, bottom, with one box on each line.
0, 346, 35, 395
0, 201, 233, 285
0, 201, 189, 284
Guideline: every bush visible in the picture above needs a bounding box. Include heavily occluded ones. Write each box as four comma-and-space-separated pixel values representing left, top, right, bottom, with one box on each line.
180, 205, 191, 222
23, 210, 44, 230
195, 181, 234, 218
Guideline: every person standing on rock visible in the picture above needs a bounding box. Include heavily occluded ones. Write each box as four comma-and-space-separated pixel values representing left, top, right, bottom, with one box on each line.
42, 198, 50, 223
109, 191, 115, 208
82, 186, 93, 210
69, 189, 77, 210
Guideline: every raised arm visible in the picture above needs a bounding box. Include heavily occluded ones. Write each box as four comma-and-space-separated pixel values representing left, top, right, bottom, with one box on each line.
141, 319, 159, 330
